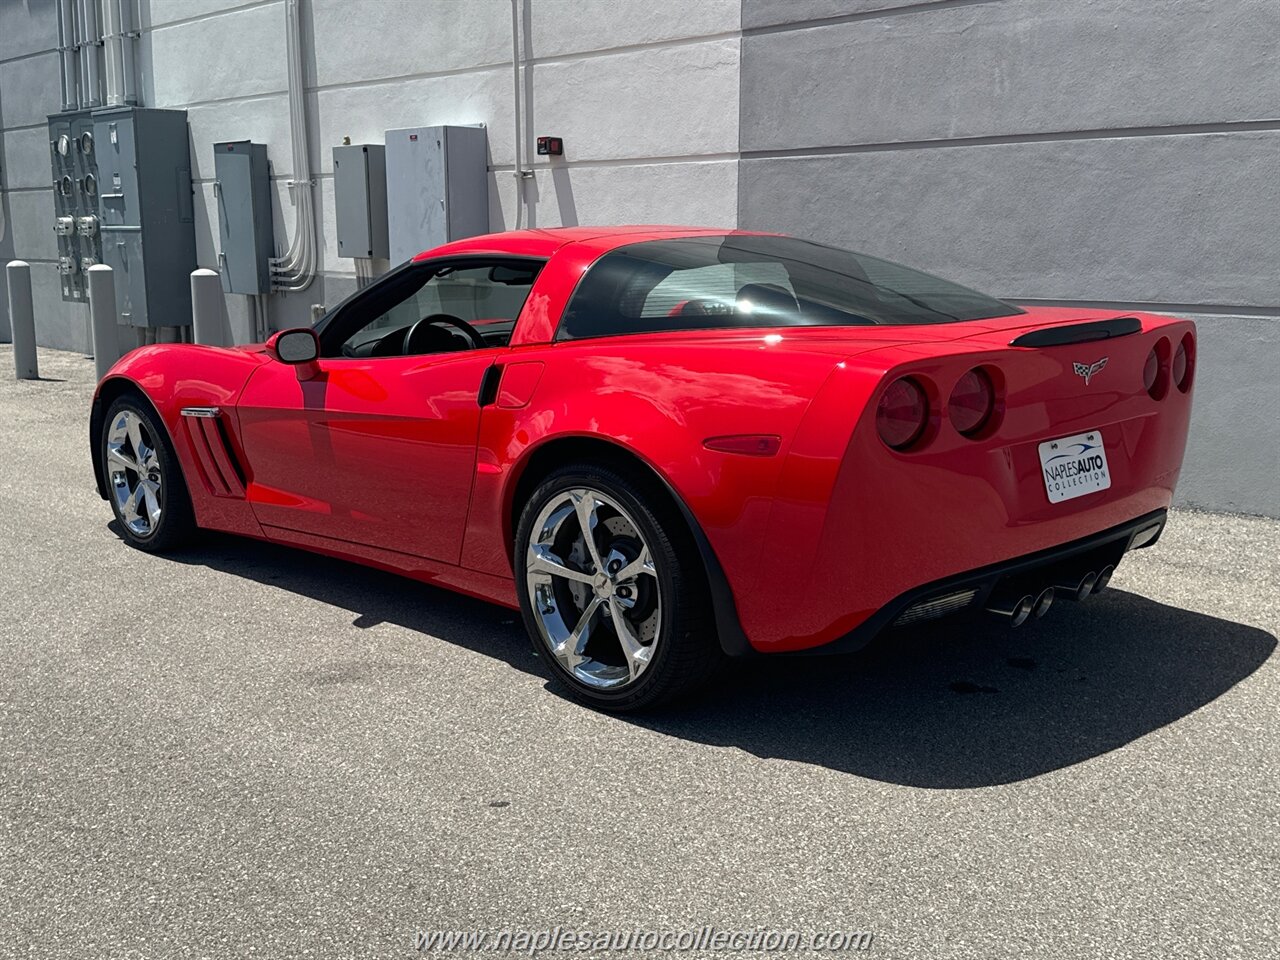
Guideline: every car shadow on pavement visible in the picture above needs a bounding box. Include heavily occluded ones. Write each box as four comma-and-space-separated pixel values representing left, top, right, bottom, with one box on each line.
156, 528, 541, 671
157, 528, 1274, 788
640, 589, 1276, 788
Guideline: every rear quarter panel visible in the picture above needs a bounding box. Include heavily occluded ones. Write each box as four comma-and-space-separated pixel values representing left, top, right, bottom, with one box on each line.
460, 334, 862, 606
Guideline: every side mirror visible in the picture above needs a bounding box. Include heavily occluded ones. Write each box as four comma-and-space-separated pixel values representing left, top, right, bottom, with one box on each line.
266, 328, 321, 379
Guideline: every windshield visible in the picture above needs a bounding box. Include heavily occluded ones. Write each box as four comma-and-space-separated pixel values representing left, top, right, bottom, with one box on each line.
558, 234, 1023, 340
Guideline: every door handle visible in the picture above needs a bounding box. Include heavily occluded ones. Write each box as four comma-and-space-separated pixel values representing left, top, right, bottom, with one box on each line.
477, 364, 503, 407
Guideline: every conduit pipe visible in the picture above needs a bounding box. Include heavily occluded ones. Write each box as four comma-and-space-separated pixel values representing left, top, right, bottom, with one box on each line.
76, 0, 103, 107
269, 0, 317, 293
102, 0, 139, 106
510, 0, 526, 228
56, 0, 79, 110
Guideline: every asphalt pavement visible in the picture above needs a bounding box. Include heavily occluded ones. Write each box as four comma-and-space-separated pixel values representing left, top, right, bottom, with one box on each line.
2, 345, 1277, 959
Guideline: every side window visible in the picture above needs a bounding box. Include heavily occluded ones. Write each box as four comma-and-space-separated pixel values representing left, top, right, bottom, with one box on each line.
332, 260, 543, 358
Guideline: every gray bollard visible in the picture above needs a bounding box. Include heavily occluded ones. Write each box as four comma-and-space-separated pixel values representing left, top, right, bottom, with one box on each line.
87, 264, 121, 380
190, 268, 227, 346
7, 260, 38, 380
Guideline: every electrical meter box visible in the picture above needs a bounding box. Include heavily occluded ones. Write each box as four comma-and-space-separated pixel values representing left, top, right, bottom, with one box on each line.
384, 125, 488, 264
333, 143, 389, 259
47, 109, 102, 302
91, 107, 197, 326
213, 141, 273, 294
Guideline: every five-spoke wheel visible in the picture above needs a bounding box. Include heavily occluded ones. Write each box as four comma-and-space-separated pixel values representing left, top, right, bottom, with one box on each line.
515, 464, 720, 711
100, 395, 194, 551
525, 487, 662, 690
106, 408, 164, 537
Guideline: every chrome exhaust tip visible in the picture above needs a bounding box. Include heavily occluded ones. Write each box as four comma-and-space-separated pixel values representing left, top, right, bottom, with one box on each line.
1093, 565, 1115, 595
1032, 587, 1055, 619
1055, 571, 1098, 601
987, 594, 1035, 628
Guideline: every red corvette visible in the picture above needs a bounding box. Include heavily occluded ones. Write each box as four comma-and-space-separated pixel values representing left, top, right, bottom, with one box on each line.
90, 226, 1195, 710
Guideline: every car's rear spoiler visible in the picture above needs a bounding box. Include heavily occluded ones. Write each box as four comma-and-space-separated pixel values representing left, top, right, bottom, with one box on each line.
1009, 316, 1142, 348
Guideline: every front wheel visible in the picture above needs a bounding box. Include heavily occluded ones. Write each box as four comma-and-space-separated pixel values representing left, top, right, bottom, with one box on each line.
100, 395, 195, 552
514, 464, 721, 712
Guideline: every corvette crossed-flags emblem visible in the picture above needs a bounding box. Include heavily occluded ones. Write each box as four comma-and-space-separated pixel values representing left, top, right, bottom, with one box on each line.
1073, 358, 1108, 385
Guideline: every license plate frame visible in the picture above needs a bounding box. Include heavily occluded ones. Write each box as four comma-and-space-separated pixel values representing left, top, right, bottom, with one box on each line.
1038, 430, 1111, 504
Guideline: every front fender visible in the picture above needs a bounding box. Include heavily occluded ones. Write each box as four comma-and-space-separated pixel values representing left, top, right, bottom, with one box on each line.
89, 344, 269, 532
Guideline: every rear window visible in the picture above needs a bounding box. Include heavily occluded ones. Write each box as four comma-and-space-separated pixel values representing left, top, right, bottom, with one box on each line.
558, 235, 1023, 340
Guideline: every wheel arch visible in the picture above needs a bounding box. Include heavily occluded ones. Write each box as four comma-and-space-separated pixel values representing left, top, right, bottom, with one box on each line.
505, 434, 755, 657
90, 376, 159, 500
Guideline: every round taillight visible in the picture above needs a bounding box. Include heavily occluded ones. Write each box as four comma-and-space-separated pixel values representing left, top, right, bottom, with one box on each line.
1174, 333, 1195, 392
948, 367, 995, 436
1143, 348, 1159, 394
1145, 338, 1171, 400
877, 377, 928, 450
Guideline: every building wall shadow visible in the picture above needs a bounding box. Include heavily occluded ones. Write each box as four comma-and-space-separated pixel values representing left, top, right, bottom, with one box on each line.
146, 527, 1276, 789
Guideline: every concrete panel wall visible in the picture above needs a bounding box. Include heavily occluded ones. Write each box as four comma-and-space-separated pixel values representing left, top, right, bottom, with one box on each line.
0, 0, 60, 349
2, 0, 741, 355
2, 0, 1273, 516
739, 0, 1280, 516
2, 127, 55, 189
743, 0, 1280, 146
1177, 314, 1280, 518
739, 132, 1280, 307
0, 0, 58, 62
743, 0, 927, 29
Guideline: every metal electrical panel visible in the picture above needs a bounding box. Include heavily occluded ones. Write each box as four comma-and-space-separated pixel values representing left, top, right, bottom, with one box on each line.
92, 107, 197, 327
333, 144, 389, 259
213, 141, 273, 294
384, 125, 488, 264
47, 110, 101, 302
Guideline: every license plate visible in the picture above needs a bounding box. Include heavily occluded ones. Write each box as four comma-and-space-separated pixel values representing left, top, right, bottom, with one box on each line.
1038, 430, 1111, 504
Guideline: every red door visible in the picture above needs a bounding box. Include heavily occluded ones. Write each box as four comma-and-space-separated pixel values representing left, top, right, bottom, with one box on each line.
235, 349, 500, 564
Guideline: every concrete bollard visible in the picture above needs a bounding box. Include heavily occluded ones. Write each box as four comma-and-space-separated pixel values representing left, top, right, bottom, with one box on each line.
87, 264, 121, 380
6, 260, 39, 380
190, 268, 228, 346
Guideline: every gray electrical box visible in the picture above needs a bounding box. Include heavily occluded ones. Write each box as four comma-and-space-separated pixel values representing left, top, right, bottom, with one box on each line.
47, 109, 102, 302
333, 143, 389, 259
384, 125, 488, 264
91, 106, 196, 326
213, 141, 273, 294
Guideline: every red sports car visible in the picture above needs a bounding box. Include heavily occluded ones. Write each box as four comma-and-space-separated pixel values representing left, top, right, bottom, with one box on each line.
90, 227, 1195, 710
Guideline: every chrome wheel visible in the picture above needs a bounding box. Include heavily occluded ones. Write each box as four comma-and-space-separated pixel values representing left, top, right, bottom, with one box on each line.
525, 487, 661, 690
106, 409, 163, 537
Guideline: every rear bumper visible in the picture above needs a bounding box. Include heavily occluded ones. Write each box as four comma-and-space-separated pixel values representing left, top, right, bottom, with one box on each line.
803, 508, 1166, 655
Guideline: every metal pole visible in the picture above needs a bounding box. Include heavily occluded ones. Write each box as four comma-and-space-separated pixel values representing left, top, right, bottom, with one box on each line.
7, 262, 39, 380
87, 264, 119, 380
190, 268, 227, 346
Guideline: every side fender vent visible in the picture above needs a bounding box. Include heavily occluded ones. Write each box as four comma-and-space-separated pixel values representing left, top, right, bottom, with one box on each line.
180, 407, 246, 498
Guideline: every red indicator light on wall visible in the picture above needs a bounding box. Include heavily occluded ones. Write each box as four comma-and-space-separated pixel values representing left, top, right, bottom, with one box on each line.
536, 136, 564, 156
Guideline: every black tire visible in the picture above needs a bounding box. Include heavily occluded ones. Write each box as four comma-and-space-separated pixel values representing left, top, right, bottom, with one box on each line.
100, 393, 196, 552
514, 463, 722, 712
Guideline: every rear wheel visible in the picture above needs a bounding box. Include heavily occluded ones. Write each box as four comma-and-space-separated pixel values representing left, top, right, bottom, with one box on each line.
515, 464, 720, 712
101, 395, 195, 552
